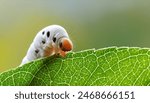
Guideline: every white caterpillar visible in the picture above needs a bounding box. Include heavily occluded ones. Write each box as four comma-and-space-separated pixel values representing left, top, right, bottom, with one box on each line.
21, 25, 73, 66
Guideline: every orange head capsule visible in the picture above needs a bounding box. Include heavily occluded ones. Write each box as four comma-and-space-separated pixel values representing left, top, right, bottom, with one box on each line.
59, 38, 73, 52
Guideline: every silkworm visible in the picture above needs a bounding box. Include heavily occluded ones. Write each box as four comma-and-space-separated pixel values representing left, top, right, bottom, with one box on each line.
20, 25, 73, 66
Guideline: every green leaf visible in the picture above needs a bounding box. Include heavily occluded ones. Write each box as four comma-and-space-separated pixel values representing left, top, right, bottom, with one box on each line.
0, 47, 150, 86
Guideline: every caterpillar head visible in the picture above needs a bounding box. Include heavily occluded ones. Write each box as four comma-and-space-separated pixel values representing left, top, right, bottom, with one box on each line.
51, 25, 73, 52
58, 38, 73, 52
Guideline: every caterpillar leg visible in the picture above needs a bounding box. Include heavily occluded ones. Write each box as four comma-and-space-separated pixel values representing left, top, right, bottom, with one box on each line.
59, 50, 66, 57
54, 47, 66, 57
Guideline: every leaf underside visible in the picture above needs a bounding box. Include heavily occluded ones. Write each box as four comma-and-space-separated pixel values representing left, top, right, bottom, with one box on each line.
0, 47, 150, 86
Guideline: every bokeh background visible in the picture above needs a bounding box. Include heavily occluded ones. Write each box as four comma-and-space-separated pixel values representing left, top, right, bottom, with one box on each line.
0, 0, 150, 72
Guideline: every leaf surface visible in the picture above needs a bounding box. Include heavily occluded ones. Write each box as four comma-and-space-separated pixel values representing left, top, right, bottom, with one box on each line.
0, 47, 150, 86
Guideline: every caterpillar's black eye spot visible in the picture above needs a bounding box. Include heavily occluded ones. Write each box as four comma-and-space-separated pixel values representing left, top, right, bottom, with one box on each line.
42, 40, 46, 44
59, 42, 62, 48
53, 37, 56, 42
42, 31, 45, 35
47, 31, 50, 37
35, 49, 39, 53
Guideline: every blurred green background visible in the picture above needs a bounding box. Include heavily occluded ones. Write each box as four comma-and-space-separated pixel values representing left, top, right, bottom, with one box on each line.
0, 0, 150, 72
